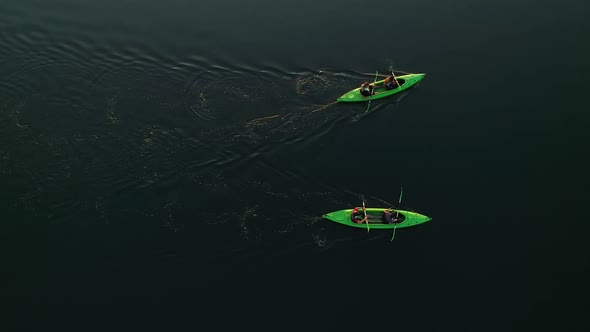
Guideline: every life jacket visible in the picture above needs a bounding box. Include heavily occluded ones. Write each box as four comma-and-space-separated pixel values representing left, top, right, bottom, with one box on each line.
351, 207, 364, 222
385, 77, 397, 90
382, 210, 394, 224
360, 83, 373, 97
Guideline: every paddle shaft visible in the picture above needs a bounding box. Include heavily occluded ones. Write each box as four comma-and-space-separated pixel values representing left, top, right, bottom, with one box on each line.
362, 195, 369, 232
364, 70, 379, 113
391, 70, 400, 87
391, 187, 403, 241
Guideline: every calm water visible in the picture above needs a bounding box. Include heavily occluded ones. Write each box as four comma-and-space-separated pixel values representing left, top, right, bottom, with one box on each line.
2, 0, 589, 330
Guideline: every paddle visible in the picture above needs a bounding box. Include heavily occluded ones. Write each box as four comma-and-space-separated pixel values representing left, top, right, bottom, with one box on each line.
391, 187, 403, 241
391, 69, 400, 88
388, 65, 401, 89
364, 70, 379, 114
361, 194, 369, 232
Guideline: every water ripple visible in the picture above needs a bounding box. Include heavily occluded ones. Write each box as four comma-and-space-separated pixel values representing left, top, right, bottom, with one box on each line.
0, 22, 422, 255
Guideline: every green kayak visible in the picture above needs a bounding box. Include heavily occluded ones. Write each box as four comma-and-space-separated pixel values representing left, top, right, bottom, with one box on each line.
323, 207, 431, 229
336, 73, 425, 103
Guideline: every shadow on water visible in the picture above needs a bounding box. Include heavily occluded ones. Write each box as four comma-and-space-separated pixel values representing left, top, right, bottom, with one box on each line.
0, 28, 423, 257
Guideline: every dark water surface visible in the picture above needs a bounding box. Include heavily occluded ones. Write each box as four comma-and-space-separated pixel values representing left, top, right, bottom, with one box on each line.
2, 0, 589, 330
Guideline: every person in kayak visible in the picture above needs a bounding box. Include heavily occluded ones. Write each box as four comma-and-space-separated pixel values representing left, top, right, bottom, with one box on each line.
384, 76, 399, 90
360, 82, 375, 97
382, 209, 399, 224
351, 207, 368, 224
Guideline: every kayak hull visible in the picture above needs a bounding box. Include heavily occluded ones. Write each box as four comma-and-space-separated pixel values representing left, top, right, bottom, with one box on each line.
336, 73, 425, 103
322, 207, 431, 229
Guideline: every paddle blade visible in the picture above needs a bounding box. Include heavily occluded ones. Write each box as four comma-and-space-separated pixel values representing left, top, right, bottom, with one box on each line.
364, 100, 371, 114
395, 187, 403, 219
390, 225, 397, 241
